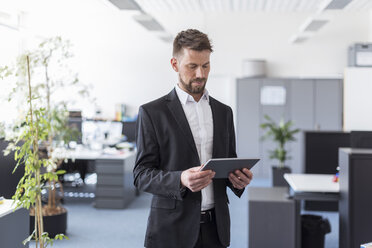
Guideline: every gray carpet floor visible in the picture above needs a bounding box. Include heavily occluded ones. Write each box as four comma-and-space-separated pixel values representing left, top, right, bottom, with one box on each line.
31, 178, 338, 248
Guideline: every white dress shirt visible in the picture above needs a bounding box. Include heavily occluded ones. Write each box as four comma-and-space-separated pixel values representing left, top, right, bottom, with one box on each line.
175, 85, 214, 211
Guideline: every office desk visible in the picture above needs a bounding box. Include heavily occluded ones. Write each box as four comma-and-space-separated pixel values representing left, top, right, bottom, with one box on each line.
284, 174, 340, 248
284, 174, 340, 201
0, 200, 29, 247
60, 149, 137, 209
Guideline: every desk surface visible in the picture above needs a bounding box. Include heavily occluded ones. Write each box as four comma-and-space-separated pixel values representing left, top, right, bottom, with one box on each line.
0, 199, 19, 218
55, 148, 135, 160
284, 174, 339, 193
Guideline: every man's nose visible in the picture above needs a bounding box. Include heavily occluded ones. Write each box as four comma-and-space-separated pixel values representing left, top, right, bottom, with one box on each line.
196, 67, 204, 78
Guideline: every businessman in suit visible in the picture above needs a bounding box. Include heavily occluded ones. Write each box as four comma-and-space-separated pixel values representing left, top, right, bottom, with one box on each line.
134, 29, 253, 248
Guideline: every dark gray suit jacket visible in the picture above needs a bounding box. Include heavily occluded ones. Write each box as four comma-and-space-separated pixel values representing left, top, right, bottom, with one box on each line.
133, 88, 244, 248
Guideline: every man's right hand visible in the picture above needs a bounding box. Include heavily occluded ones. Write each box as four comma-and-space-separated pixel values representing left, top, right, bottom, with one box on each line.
180, 166, 215, 192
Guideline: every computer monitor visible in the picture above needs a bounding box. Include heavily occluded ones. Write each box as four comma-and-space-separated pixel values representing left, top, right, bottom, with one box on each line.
350, 131, 372, 149
68, 117, 82, 144
122, 121, 136, 143
82, 120, 123, 145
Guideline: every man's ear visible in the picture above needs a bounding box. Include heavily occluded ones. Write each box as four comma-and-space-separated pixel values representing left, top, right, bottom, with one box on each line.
171, 57, 179, 72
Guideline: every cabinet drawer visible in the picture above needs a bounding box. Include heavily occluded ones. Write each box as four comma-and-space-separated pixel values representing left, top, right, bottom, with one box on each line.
97, 175, 124, 186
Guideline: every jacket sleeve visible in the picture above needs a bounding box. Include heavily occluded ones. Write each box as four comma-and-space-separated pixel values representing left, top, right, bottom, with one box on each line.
225, 107, 245, 197
133, 106, 184, 200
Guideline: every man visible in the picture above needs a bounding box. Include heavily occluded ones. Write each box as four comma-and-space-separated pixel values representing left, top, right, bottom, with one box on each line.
134, 29, 253, 248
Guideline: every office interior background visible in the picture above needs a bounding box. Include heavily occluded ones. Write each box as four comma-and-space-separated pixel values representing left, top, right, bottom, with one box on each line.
1, 0, 372, 247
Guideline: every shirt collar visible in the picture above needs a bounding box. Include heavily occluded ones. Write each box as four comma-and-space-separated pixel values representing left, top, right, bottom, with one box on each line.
175, 84, 209, 105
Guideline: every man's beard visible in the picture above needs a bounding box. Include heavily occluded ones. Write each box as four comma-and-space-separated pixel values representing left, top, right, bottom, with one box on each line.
179, 75, 207, 95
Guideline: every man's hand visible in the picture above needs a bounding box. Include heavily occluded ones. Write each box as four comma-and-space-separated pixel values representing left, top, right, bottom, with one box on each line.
228, 168, 253, 189
181, 166, 215, 192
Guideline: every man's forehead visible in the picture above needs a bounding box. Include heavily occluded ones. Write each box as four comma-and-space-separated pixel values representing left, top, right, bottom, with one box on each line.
179, 48, 211, 62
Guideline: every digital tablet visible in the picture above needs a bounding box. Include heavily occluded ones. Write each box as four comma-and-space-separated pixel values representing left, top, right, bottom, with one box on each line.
199, 158, 260, 178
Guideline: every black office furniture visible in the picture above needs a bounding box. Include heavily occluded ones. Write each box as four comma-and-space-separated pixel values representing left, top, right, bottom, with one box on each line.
248, 187, 297, 248
122, 121, 136, 143
304, 131, 350, 211
339, 148, 372, 248
0, 139, 24, 199
350, 131, 372, 148
0, 204, 29, 248
95, 153, 136, 209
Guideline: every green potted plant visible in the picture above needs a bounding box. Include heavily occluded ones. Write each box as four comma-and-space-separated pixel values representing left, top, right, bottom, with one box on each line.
260, 115, 300, 186
0, 37, 90, 247
0, 55, 68, 247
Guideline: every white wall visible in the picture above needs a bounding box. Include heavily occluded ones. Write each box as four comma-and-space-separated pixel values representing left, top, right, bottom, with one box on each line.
18, 0, 177, 119
344, 68, 372, 131
1, 2, 372, 120
155, 12, 370, 78
370, 10, 372, 41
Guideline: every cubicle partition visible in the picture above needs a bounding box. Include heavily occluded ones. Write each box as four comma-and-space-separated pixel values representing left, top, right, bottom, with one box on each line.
304, 131, 350, 211
339, 148, 372, 248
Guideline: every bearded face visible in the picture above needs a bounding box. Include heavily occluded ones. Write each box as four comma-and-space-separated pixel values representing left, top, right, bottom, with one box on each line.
178, 75, 207, 95
172, 48, 211, 100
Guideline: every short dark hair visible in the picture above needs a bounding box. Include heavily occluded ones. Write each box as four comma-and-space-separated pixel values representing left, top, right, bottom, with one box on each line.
173, 29, 213, 57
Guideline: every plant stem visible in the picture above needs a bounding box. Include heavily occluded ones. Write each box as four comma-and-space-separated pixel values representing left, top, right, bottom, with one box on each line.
27, 55, 44, 248
44, 54, 57, 212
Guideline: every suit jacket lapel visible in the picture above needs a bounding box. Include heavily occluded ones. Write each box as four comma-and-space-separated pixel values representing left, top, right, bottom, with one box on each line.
210, 96, 222, 158
166, 89, 200, 161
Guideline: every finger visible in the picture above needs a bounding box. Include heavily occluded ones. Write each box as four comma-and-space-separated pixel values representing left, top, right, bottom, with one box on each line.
229, 178, 243, 189
233, 170, 250, 184
241, 168, 253, 179
190, 179, 212, 192
228, 176, 240, 189
234, 170, 252, 185
229, 173, 245, 189
190, 165, 204, 171
189, 170, 215, 180
189, 173, 215, 189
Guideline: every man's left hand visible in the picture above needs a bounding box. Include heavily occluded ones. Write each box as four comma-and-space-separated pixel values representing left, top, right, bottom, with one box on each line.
228, 168, 253, 189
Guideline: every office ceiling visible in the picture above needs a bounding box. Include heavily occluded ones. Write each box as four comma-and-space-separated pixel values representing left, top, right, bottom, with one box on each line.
109, 0, 372, 44
134, 0, 372, 13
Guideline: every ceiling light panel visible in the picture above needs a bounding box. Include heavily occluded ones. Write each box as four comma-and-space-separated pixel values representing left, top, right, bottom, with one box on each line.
133, 0, 354, 13
141, 0, 165, 12
108, 0, 142, 10
133, 14, 164, 31
294, 36, 308, 43
159, 34, 173, 43
324, 0, 353, 9
344, 0, 372, 11
132, 0, 150, 11
303, 19, 329, 31
289, 34, 309, 44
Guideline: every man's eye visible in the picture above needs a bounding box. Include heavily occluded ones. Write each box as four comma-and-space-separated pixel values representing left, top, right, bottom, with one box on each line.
202, 65, 209, 69
189, 65, 197, 69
